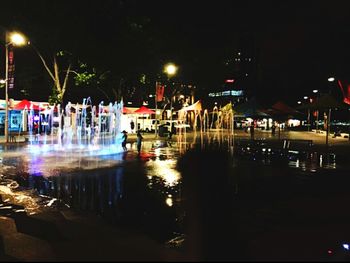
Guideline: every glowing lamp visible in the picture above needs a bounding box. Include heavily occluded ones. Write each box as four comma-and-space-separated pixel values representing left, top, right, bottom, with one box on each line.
164, 63, 178, 76
9, 32, 27, 46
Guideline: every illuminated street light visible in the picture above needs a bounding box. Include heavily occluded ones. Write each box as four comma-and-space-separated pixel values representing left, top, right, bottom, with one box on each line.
9, 32, 26, 46
163, 63, 178, 123
164, 63, 178, 76
303, 96, 308, 100
4, 31, 28, 143
328, 77, 335, 82
297, 101, 301, 104
313, 89, 318, 93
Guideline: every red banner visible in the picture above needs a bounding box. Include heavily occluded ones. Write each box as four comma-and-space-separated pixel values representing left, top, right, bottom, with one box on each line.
156, 82, 164, 102
8, 46, 15, 89
338, 80, 350, 105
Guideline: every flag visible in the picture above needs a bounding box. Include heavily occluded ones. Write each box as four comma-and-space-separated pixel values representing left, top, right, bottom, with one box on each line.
337, 80, 350, 105
156, 82, 164, 102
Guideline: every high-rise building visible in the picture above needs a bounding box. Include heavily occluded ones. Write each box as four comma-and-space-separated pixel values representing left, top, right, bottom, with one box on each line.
208, 32, 260, 108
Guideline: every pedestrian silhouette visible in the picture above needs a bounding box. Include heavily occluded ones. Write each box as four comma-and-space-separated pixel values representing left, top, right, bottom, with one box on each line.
136, 130, 143, 154
130, 120, 135, 132
250, 122, 255, 140
121, 130, 128, 151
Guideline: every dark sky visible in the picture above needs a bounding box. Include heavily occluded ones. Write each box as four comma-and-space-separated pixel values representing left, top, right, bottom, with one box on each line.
1, 0, 350, 106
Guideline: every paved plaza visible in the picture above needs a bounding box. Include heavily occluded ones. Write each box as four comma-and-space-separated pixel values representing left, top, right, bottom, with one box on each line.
0, 128, 350, 261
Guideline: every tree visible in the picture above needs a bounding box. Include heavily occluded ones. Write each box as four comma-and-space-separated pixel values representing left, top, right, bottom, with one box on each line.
35, 49, 73, 104
35, 48, 110, 105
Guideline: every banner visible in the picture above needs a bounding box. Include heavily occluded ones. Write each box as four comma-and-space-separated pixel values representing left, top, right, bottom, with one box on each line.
338, 80, 350, 105
8, 46, 15, 89
156, 82, 164, 102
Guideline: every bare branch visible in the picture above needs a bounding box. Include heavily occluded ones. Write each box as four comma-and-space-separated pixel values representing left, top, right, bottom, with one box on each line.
35, 49, 56, 82
67, 69, 79, 76
61, 64, 72, 98
53, 57, 61, 93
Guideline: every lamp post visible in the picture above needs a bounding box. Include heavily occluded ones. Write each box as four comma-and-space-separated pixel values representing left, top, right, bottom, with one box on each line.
313, 89, 319, 133
154, 83, 159, 138
4, 31, 27, 143
327, 76, 350, 142
163, 63, 178, 122
303, 96, 311, 131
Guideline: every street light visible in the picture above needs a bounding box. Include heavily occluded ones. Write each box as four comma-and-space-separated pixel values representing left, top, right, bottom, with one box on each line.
164, 63, 178, 122
312, 89, 320, 133
154, 63, 178, 138
164, 63, 178, 77
4, 31, 28, 143
303, 96, 311, 131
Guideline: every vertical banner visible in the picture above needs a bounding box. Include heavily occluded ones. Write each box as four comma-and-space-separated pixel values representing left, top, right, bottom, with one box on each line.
8, 45, 15, 89
338, 80, 350, 105
156, 82, 164, 102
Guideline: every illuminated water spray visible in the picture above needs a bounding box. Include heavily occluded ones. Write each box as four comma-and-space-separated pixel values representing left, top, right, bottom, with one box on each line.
25, 98, 125, 156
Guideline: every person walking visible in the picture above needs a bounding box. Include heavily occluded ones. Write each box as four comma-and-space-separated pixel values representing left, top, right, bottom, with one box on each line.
136, 130, 143, 154
121, 130, 128, 151
271, 122, 276, 136
250, 122, 255, 140
130, 120, 135, 133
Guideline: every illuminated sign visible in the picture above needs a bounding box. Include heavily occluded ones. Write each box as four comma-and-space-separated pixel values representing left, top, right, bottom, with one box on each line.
208, 90, 244, 97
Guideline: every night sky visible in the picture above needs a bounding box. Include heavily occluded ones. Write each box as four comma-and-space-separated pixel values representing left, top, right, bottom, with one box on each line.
1, 0, 350, 106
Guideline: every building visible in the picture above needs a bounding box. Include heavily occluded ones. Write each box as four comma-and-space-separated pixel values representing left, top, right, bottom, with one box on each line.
207, 32, 260, 109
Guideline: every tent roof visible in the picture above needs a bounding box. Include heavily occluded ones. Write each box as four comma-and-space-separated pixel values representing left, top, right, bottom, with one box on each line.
233, 97, 271, 118
134, 105, 155, 114
123, 107, 134, 114
13, 99, 41, 110
179, 100, 202, 112
272, 101, 300, 114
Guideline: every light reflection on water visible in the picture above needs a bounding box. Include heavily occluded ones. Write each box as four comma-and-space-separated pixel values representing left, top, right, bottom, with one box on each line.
145, 159, 180, 187
0, 132, 348, 242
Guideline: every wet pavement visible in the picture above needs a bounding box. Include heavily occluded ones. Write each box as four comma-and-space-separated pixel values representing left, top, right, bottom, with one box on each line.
0, 129, 350, 261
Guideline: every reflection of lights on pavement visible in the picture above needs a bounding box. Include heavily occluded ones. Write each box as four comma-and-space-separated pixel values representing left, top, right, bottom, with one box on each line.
146, 159, 180, 187
166, 194, 173, 207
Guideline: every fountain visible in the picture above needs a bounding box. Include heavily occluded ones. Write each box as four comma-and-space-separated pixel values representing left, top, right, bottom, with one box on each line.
25, 97, 125, 156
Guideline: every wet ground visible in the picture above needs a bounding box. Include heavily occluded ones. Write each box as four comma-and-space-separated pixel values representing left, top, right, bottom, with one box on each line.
1, 130, 350, 261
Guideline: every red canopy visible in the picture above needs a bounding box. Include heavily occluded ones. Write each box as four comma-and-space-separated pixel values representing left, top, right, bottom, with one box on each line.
13, 99, 41, 110
134, 106, 155, 114
123, 107, 133, 114
271, 101, 299, 114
